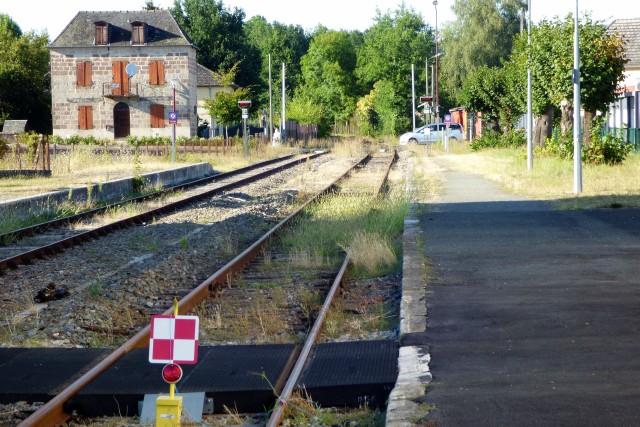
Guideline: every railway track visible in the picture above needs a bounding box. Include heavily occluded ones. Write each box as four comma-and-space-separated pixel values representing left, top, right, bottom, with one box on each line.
0, 153, 324, 273
10, 150, 399, 426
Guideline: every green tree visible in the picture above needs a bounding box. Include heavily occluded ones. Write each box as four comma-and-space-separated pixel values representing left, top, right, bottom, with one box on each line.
356, 4, 434, 134
297, 30, 358, 129
245, 16, 309, 110
0, 14, 51, 133
170, 0, 260, 88
514, 13, 627, 146
440, 0, 524, 105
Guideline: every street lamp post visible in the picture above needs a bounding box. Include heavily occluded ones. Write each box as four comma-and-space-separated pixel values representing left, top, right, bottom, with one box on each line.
433, 0, 439, 123
170, 77, 179, 163
573, 0, 582, 194
527, 0, 533, 171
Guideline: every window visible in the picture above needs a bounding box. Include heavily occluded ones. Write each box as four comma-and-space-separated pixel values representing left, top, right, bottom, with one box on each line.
78, 106, 93, 130
131, 22, 145, 45
95, 22, 109, 45
150, 104, 165, 128
76, 61, 92, 87
149, 61, 165, 85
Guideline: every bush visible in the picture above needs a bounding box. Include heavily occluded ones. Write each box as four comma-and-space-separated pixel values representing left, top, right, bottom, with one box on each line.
16, 131, 42, 160
542, 130, 573, 159
470, 129, 525, 151
584, 118, 631, 165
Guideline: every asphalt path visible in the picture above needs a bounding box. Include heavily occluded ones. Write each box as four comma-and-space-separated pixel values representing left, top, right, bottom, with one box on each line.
418, 158, 640, 426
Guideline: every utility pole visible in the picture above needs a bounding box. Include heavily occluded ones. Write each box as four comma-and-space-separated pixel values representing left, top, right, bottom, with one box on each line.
268, 54, 273, 141
412, 64, 416, 131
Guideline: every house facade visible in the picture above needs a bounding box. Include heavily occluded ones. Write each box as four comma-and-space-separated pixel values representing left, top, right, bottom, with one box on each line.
607, 18, 640, 132
48, 10, 198, 140
196, 63, 237, 137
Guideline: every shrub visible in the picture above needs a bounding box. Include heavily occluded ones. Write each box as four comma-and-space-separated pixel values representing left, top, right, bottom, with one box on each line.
16, 131, 42, 160
470, 129, 524, 151
542, 130, 573, 159
583, 118, 631, 165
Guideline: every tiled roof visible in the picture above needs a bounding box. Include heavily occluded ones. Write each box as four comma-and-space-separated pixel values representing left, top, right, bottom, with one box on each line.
49, 10, 195, 48
608, 18, 640, 68
196, 63, 239, 89
196, 63, 223, 87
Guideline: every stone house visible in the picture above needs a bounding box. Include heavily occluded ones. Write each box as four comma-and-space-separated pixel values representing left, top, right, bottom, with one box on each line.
48, 10, 198, 140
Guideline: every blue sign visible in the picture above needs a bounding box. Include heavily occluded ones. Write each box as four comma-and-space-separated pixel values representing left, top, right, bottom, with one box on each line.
168, 111, 178, 124
443, 114, 452, 124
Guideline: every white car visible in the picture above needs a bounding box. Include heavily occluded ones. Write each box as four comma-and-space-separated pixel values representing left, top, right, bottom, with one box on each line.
399, 123, 463, 145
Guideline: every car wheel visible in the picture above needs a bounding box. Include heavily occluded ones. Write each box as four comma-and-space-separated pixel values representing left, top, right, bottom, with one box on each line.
409, 138, 418, 144
449, 137, 458, 142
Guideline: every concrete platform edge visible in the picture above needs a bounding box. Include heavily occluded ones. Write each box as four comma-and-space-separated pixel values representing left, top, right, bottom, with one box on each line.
0, 162, 214, 218
386, 155, 432, 426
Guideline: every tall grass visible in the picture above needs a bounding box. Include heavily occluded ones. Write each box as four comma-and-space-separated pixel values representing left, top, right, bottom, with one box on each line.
281, 193, 409, 275
441, 147, 640, 209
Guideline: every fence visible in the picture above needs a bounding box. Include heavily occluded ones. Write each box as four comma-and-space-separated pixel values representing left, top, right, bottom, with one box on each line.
332, 122, 360, 136
284, 120, 318, 141
607, 127, 640, 150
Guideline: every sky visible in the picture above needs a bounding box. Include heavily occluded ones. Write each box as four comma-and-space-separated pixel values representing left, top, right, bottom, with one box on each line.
1, 0, 636, 41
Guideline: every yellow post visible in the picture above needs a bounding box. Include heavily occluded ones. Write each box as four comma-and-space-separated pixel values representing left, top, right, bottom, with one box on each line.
155, 395, 183, 427
156, 298, 183, 426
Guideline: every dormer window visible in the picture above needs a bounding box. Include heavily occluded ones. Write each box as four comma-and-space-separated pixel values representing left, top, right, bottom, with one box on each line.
131, 22, 146, 45
95, 21, 109, 45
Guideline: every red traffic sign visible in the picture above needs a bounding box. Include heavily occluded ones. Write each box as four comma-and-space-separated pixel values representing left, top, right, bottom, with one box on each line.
238, 100, 252, 108
149, 315, 199, 364
420, 96, 433, 102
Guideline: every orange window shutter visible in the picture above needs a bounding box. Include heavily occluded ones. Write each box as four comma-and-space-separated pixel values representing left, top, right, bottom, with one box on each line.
150, 61, 158, 85
150, 104, 157, 127
158, 104, 164, 127
112, 62, 121, 95
85, 62, 92, 86
86, 107, 93, 130
78, 107, 86, 129
77, 62, 85, 86
122, 63, 130, 95
157, 61, 165, 85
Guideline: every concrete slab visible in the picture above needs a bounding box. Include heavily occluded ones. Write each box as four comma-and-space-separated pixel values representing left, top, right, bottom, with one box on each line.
412, 158, 640, 426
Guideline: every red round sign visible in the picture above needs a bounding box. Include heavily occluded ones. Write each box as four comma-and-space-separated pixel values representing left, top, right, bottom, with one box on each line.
162, 363, 183, 384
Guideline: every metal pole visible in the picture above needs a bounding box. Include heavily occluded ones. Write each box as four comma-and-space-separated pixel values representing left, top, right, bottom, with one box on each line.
433, 0, 439, 123
573, 0, 582, 194
282, 63, 286, 144
527, 0, 533, 171
268, 54, 273, 141
412, 64, 416, 131
425, 58, 429, 97
172, 84, 176, 163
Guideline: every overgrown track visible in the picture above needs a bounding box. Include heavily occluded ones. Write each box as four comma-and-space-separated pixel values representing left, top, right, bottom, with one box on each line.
21, 152, 391, 426
0, 153, 322, 273
266, 151, 397, 427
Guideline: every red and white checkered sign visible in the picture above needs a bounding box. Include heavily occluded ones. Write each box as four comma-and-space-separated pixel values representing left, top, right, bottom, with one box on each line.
149, 315, 199, 364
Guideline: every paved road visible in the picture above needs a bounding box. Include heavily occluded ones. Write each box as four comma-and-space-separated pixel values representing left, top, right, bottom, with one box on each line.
418, 158, 640, 426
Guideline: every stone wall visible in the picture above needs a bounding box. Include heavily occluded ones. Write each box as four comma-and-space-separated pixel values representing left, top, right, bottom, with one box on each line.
49, 46, 198, 140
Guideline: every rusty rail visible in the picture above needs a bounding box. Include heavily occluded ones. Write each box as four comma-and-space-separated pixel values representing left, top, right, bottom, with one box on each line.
0, 154, 322, 273
20, 152, 371, 427
1, 154, 297, 246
